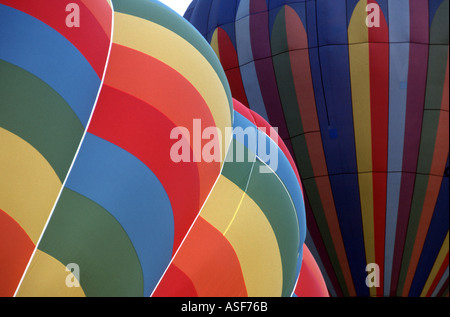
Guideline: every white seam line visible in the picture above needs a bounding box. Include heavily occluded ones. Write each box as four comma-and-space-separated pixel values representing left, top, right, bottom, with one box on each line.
13, 3, 115, 297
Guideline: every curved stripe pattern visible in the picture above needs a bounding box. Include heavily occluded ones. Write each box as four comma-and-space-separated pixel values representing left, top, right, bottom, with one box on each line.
14, 0, 233, 297
185, 0, 449, 297
154, 99, 306, 297
0, 4, 100, 126
0, 0, 111, 297
64, 133, 174, 295
0, 0, 112, 78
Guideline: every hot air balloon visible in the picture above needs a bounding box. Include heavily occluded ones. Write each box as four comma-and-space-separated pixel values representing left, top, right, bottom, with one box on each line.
1, 0, 233, 296
0, 0, 113, 297
153, 99, 308, 297
1, 0, 322, 298
185, 0, 449, 297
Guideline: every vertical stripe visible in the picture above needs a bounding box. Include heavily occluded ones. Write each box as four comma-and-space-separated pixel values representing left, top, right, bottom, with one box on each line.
249, 2, 290, 140
391, 0, 429, 296
236, 7, 270, 120
431, 266, 449, 297
305, 197, 344, 296
398, 1, 449, 295
367, 0, 389, 296
400, 57, 449, 296
214, 27, 250, 107
210, 28, 220, 58
420, 233, 449, 296
384, 0, 410, 296
309, 0, 364, 296
409, 156, 449, 296
348, 1, 375, 296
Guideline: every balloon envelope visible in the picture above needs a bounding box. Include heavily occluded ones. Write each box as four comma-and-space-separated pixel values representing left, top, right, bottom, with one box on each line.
1, 0, 233, 296
185, 0, 449, 297
153, 99, 308, 297
0, 0, 112, 296
1, 0, 314, 298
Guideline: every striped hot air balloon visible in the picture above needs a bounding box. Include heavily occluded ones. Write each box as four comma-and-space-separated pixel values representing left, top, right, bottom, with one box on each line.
1, 0, 322, 298
1, 0, 233, 297
0, 0, 113, 297
185, 0, 449, 297
153, 99, 310, 297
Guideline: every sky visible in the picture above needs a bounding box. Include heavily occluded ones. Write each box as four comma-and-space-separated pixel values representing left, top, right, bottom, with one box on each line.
158, 0, 192, 16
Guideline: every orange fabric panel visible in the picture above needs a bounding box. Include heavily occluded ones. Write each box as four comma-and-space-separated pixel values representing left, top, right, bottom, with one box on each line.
169, 217, 247, 297
0, 209, 35, 297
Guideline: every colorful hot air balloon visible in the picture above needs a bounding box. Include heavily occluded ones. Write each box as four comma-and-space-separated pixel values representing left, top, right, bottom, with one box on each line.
1, 0, 233, 297
0, 0, 113, 297
185, 0, 449, 297
153, 99, 308, 297
1, 0, 319, 298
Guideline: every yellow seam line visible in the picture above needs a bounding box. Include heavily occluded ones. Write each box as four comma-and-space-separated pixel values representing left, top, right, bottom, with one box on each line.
223, 191, 246, 236
222, 159, 256, 236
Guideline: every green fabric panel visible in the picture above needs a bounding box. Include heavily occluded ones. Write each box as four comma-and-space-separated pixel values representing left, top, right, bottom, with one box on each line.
416, 111, 441, 174
397, 6, 450, 289
0, 60, 84, 182
222, 136, 301, 296
38, 188, 144, 297
302, 177, 349, 296
396, 174, 431, 296
290, 134, 314, 179
272, 52, 304, 137
222, 138, 256, 189
397, 112, 442, 294
271, 6, 289, 56
271, 7, 304, 137
111, 0, 233, 119
424, 45, 448, 110
430, 0, 449, 45
245, 159, 300, 297
442, 286, 449, 297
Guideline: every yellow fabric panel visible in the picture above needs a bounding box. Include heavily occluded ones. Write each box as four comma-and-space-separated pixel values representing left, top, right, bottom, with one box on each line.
348, 3, 376, 297
0, 127, 62, 244
112, 13, 232, 163
348, 43, 372, 172
210, 29, 220, 60
420, 232, 449, 297
224, 193, 283, 297
16, 250, 85, 297
200, 175, 244, 234
348, 0, 372, 173
193, 173, 282, 296
348, 0, 369, 45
